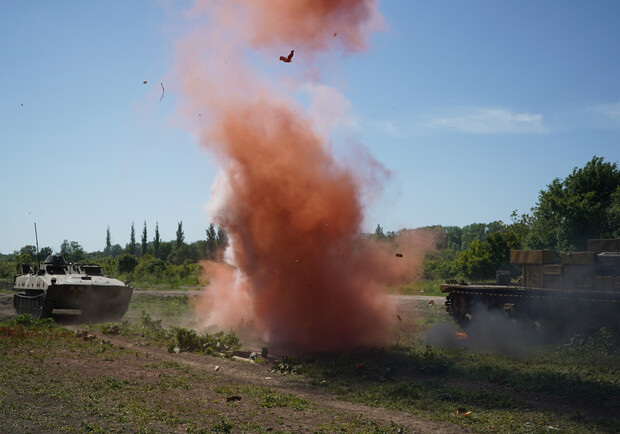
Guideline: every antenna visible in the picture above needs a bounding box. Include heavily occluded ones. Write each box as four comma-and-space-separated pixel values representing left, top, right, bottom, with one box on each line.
34, 222, 40, 269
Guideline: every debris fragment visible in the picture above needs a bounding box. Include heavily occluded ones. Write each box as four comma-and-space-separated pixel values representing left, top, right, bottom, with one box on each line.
226, 395, 242, 403
427, 300, 435, 305
159, 82, 165, 102
279, 50, 294, 63
456, 408, 472, 416
333, 32, 337, 37
395, 253, 403, 258
397, 314, 402, 321
214, 365, 220, 371
142, 80, 147, 84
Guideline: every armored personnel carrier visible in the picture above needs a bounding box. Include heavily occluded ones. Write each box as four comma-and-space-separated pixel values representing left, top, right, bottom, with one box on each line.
441, 239, 620, 336
13, 255, 133, 321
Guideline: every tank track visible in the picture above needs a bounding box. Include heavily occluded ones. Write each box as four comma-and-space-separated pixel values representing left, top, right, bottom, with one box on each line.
13, 293, 52, 319
444, 292, 470, 329
444, 287, 620, 335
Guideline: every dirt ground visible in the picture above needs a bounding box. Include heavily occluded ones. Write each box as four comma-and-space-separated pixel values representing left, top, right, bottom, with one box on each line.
0, 291, 463, 433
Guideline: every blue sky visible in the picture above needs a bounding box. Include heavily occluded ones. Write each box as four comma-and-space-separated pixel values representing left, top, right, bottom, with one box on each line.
1, 1, 619, 254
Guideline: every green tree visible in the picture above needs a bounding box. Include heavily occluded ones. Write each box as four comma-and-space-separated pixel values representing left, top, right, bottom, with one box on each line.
153, 222, 161, 258
609, 187, 620, 237
117, 253, 139, 273
59, 240, 86, 263
128, 222, 137, 255
217, 226, 229, 250
374, 224, 385, 240
444, 226, 463, 251
460, 223, 488, 250
206, 223, 217, 260
176, 221, 185, 248
455, 239, 495, 280
526, 156, 620, 252
106, 226, 111, 251
141, 221, 148, 257
39, 246, 52, 259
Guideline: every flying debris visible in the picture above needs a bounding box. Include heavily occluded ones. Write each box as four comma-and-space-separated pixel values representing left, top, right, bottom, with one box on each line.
159, 82, 165, 102
142, 80, 147, 84
395, 253, 403, 258
397, 314, 402, 321
279, 50, 294, 63
427, 300, 435, 305
333, 32, 337, 37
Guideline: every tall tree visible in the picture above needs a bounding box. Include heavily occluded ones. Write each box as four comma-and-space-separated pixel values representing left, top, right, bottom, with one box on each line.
141, 221, 148, 256
216, 226, 229, 249
206, 223, 217, 260
526, 156, 620, 252
176, 221, 184, 248
59, 240, 86, 263
129, 222, 137, 255
105, 226, 111, 252
153, 221, 161, 257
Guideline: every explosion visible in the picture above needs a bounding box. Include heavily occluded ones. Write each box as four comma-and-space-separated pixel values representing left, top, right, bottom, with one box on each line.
173, 0, 434, 352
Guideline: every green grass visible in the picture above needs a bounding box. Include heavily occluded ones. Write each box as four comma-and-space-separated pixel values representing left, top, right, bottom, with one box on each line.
271, 332, 620, 433
0, 316, 408, 433
4, 296, 619, 433
391, 279, 445, 296
124, 294, 194, 327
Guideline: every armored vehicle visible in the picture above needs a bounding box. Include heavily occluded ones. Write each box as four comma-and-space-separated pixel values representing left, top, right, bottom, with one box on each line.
441, 239, 620, 336
13, 255, 133, 321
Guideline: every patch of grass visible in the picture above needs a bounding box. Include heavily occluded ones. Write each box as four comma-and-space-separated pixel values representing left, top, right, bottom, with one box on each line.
270, 355, 306, 375
125, 294, 193, 327
268, 334, 620, 433
169, 327, 241, 356
391, 279, 445, 296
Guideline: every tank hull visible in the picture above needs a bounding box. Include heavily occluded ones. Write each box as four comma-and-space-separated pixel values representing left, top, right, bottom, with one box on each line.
441, 240, 620, 338
441, 283, 620, 335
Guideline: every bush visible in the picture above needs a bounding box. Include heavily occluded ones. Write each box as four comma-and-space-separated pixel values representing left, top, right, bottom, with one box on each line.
117, 254, 138, 274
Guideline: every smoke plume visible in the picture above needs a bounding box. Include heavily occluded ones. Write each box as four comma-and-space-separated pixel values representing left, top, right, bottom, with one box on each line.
175, 0, 428, 352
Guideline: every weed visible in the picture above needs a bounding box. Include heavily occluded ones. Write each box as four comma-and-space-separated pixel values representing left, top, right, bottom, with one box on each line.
168, 328, 241, 356
270, 355, 306, 375
210, 415, 235, 433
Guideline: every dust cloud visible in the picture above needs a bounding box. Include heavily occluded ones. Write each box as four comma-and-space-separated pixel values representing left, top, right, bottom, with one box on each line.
175, 0, 431, 352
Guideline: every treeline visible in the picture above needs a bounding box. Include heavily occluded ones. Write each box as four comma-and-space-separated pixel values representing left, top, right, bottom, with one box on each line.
0, 221, 228, 287
2, 156, 618, 284
379, 156, 620, 281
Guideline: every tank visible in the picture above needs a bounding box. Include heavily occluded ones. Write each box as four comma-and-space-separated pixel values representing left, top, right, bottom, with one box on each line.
13, 255, 133, 322
441, 239, 620, 337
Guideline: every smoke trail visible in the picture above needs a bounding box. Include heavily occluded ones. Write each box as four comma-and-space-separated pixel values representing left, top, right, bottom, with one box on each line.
175, 0, 429, 352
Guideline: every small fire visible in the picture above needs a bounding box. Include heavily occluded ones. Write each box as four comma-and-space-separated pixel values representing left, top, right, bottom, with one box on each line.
455, 332, 467, 340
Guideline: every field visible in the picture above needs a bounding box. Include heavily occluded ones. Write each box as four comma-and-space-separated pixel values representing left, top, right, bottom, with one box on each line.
1, 289, 619, 433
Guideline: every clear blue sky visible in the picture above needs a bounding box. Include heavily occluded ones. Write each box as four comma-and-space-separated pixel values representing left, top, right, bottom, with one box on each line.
1, 1, 619, 254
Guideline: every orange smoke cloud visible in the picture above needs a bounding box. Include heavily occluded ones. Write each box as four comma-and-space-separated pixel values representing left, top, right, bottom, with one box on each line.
175, 0, 429, 352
